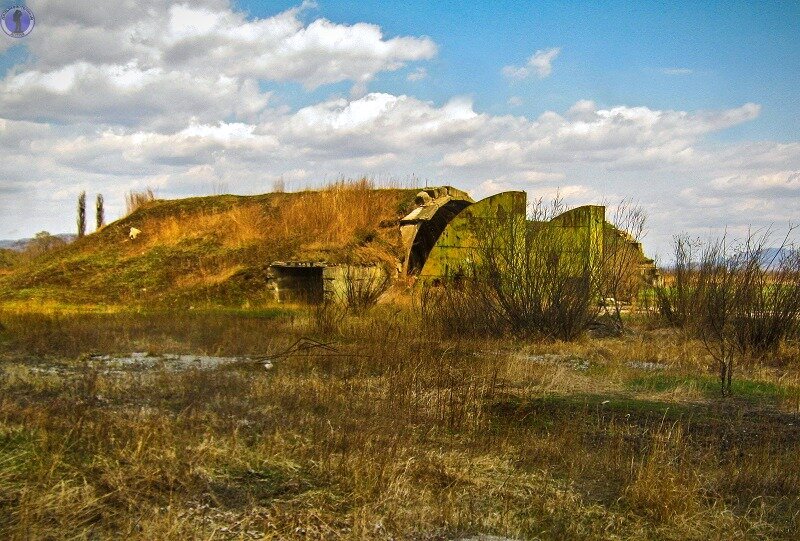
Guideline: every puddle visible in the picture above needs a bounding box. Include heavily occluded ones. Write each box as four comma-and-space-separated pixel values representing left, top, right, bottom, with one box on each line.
514, 353, 591, 371
626, 360, 667, 371
86, 352, 252, 371
21, 353, 270, 377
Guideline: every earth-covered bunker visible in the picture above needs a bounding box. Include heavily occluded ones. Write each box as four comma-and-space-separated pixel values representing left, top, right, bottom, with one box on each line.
403, 189, 659, 295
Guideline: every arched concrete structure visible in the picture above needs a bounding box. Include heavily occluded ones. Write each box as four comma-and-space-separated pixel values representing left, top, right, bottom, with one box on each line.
419, 191, 527, 279
399, 186, 474, 274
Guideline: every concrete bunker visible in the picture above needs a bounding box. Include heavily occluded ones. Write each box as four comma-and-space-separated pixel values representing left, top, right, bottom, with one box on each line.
399, 186, 474, 274
269, 262, 388, 304
415, 190, 660, 295
267, 186, 659, 304
270, 262, 325, 303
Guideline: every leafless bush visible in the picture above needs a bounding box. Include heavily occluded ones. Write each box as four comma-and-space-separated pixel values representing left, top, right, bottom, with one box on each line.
600, 200, 648, 333
422, 197, 607, 341
656, 228, 800, 395
420, 280, 504, 337
656, 236, 702, 328
341, 265, 390, 313
475, 197, 604, 340
124, 187, 156, 215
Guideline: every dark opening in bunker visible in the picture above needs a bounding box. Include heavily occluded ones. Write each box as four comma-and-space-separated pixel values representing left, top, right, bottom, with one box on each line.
272, 264, 324, 303
407, 199, 472, 274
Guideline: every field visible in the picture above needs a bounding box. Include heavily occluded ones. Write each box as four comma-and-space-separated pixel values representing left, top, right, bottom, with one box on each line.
1, 184, 798, 539
1, 305, 798, 540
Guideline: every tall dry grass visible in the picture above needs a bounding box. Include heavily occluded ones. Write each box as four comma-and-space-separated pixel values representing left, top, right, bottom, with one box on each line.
137, 178, 411, 257
275, 178, 402, 253
0, 307, 798, 539
125, 187, 156, 216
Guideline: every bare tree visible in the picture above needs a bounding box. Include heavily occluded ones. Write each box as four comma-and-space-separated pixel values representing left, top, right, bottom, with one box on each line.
26, 231, 66, 258
656, 227, 800, 395
77, 191, 86, 238
599, 200, 648, 333
95, 193, 105, 230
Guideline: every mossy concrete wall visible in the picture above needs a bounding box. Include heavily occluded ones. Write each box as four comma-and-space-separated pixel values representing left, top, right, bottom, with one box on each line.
419, 191, 527, 279
322, 265, 386, 302
419, 191, 605, 281
546, 206, 605, 272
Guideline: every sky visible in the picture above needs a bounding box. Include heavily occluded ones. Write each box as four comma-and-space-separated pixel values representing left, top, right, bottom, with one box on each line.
0, 0, 798, 259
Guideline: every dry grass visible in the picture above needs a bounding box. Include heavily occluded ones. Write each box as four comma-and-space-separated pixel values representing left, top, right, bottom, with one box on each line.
141, 203, 271, 250
0, 180, 418, 308
0, 307, 798, 540
140, 180, 405, 258
125, 187, 156, 216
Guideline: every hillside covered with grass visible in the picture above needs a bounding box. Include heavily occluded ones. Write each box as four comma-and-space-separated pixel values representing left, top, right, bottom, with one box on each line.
0, 182, 418, 309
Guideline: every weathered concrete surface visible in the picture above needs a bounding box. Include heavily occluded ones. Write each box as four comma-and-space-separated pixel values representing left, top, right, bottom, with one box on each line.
419, 191, 527, 279
323, 264, 386, 302
268, 261, 387, 304
400, 186, 474, 274
417, 191, 657, 294
545, 205, 605, 273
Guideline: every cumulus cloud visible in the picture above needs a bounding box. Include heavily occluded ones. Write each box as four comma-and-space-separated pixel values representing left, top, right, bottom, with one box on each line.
503, 47, 561, 80
0, 2, 796, 257
1, 0, 435, 127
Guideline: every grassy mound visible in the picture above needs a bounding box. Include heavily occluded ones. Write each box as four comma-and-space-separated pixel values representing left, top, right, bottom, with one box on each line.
0, 182, 418, 308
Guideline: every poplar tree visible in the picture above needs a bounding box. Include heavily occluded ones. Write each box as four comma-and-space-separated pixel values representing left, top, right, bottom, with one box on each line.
77, 191, 86, 238
96, 193, 105, 230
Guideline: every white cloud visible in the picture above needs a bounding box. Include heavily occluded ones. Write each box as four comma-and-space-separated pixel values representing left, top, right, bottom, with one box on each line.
0, 88, 778, 255
710, 171, 800, 194
661, 67, 693, 75
503, 47, 561, 80
507, 96, 523, 107
407, 67, 427, 81
0, 2, 796, 258
2, 0, 436, 129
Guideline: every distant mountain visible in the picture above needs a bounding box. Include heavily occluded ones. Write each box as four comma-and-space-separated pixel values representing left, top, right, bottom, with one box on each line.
0, 233, 76, 252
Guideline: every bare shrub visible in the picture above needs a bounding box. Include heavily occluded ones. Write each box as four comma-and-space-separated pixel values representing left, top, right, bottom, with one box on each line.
125, 187, 156, 215
478, 196, 605, 340
731, 232, 800, 357
341, 265, 390, 313
600, 200, 648, 333
655, 236, 702, 328
422, 196, 607, 341
656, 228, 800, 395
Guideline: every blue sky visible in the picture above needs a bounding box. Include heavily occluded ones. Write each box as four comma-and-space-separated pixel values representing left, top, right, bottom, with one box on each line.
0, 0, 798, 258
240, 0, 800, 141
